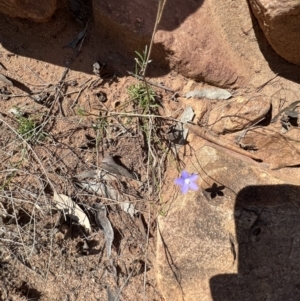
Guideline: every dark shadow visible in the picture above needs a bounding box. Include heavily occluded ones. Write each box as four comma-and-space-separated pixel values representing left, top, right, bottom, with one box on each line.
5, 75, 32, 94
0, 0, 205, 79
210, 184, 300, 300
112, 228, 122, 252
159, 0, 204, 31
76, 239, 100, 256
17, 282, 42, 300
247, 1, 300, 84
205, 182, 225, 199
157, 222, 185, 300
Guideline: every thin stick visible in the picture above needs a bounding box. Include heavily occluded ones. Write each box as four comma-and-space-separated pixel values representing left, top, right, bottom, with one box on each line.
70, 78, 91, 109
143, 203, 152, 300
26, 65, 47, 84
127, 71, 175, 93
0, 238, 24, 245
142, 0, 167, 77
113, 268, 135, 301
256, 73, 278, 92
187, 123, 261, 161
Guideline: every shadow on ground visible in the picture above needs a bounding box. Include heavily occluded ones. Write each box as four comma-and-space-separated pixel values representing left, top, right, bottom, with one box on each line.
210, 184, 300, 300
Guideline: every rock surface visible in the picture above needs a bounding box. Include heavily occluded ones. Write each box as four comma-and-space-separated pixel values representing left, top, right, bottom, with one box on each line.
207, 95, 270, 133
157, 144, 300, 301
249, 0, 300, 66
239, 127, 300, 169
0, 0, 57, 22
93, 0, 249, 87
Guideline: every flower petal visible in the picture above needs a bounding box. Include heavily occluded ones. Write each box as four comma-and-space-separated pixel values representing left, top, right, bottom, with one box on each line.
189, 174, 198, 182
181, 183, 189, 194
174, 178, 185, 186
189, 182, 199, 191
181, 170, 189, 179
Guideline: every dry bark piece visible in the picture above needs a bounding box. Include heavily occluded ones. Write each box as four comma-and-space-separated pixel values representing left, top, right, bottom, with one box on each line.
53, 192, 91, 233
93, 203, 114, 258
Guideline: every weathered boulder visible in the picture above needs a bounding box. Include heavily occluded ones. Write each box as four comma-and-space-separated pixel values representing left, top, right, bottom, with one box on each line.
93, 0, 249, 87
157, 144, 300, 301
0, 0, 57, 22
249, 0, 300, 66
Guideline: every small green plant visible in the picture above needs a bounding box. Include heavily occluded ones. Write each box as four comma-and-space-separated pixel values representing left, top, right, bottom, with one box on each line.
127, 82, 157, 113
134, 47, 151, 76
128, 47, 158, 114
92, 114, 109, 144
76, 106, 86, 116
16, 115, 46, 143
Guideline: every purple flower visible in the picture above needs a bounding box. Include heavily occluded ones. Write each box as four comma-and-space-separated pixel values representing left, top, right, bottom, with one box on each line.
174, 170, 199, 194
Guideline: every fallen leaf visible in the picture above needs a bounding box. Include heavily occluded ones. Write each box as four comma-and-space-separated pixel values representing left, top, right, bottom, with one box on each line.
186, 88, 231, 100
100, 155, 136, 179
0, 74, 13, 86
53, 191, 91, 233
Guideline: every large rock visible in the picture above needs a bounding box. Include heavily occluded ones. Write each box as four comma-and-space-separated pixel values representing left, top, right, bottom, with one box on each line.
207, 94, 271, 134
238, 127, 300, 169
0, 0, 57, 22
93, 0, 249, 87
249, 0, 300, 66
157, 144, 300, 301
